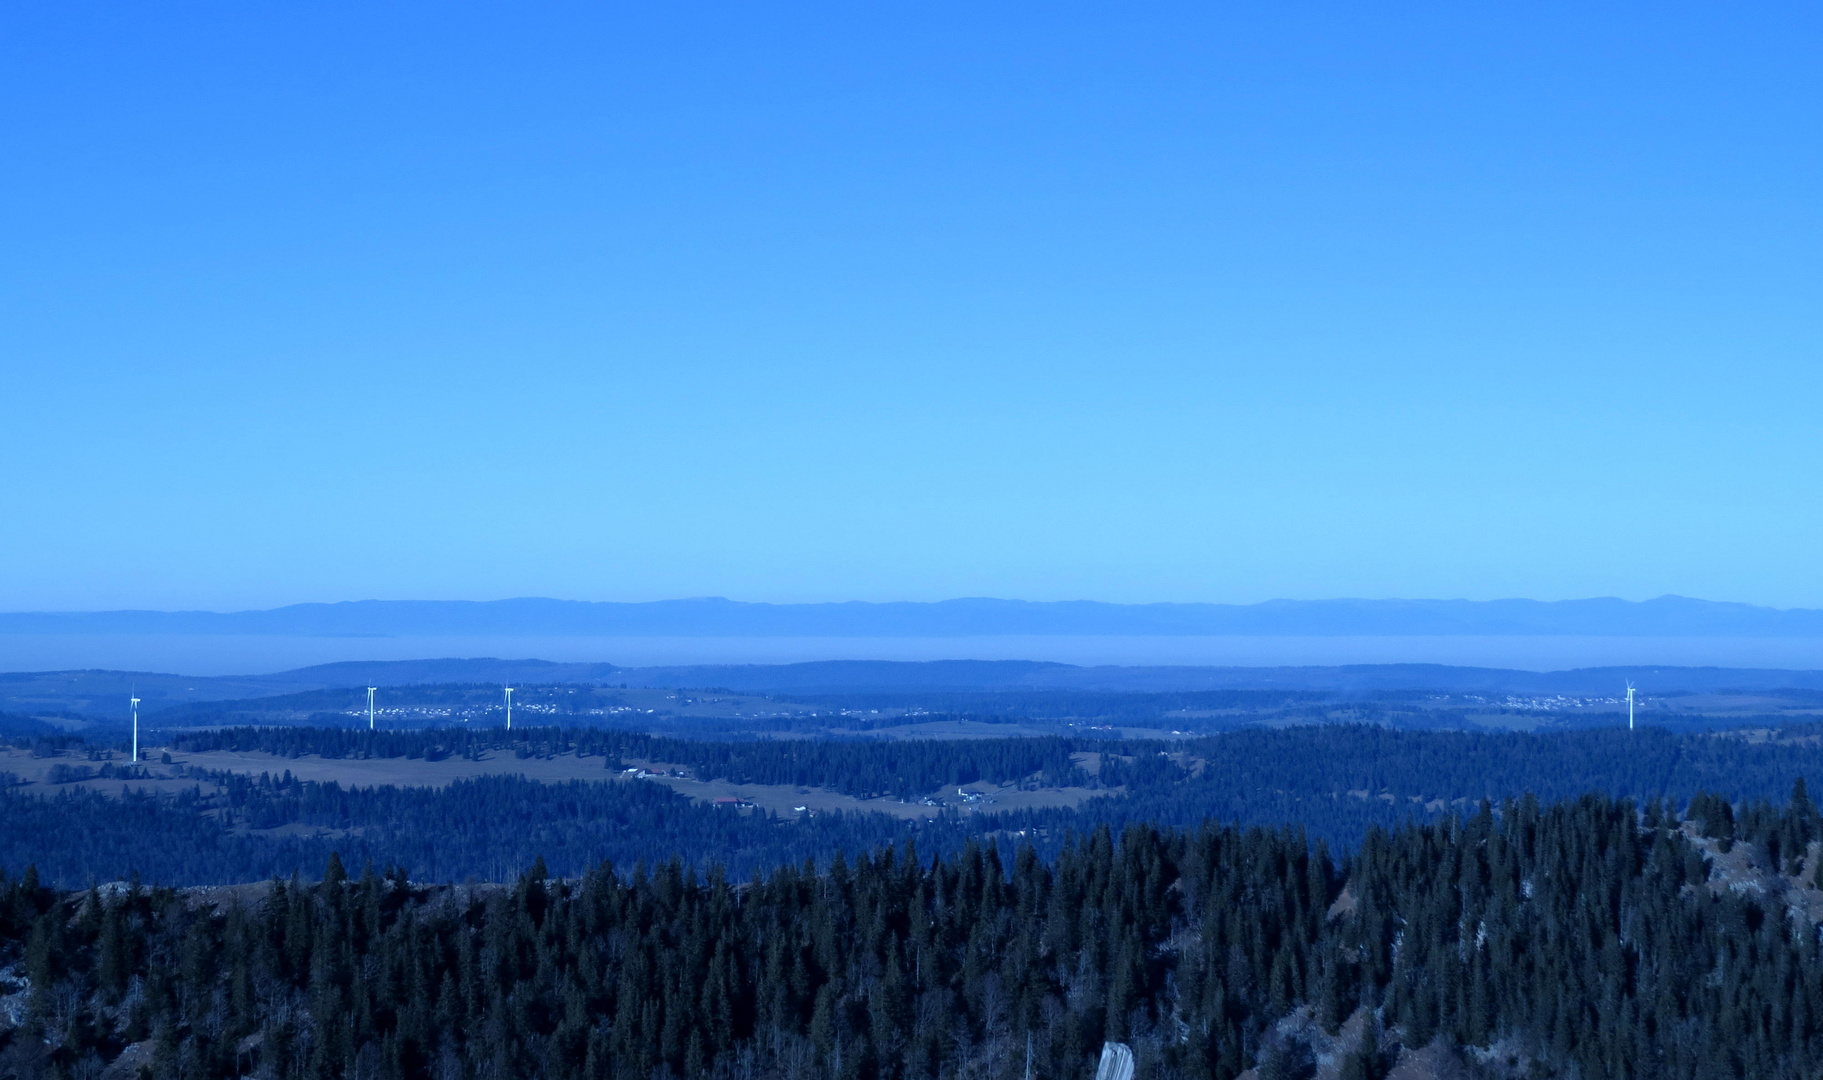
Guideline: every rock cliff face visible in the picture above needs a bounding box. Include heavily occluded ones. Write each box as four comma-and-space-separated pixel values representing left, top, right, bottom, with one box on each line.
1231, 1005, 1512, 1080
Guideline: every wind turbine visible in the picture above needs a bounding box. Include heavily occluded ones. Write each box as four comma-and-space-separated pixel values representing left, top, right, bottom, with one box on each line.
130, 692, 140, 762
367, 687, 377, 730
505, 686, 514, 730
1626, 681, 1636, 732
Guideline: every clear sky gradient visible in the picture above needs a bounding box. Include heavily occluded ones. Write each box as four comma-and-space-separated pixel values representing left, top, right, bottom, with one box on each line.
3, 2, 1819, 611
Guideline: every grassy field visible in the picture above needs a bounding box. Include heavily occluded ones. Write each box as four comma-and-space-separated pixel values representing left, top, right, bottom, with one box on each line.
0, 744, 1110, 821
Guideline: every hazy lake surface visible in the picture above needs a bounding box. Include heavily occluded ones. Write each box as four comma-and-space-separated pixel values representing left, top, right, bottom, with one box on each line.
3, 634, 1823, 676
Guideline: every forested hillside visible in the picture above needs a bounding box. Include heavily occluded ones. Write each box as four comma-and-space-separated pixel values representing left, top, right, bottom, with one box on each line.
3, 790, 1821, 1079
173, 727, 1089, 798
173, 722, 1823, 809
0, 776, 982, 889
12, 724, 1823, 888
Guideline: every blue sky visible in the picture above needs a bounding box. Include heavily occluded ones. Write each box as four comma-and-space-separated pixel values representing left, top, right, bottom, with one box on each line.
3, 2, 1819, 611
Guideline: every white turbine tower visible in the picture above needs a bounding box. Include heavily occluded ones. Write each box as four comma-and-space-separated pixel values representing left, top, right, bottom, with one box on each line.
1626, 680, 1636, 732
130, 693, 141, 762
367, 687, 377, 730
505, 686, 514, 731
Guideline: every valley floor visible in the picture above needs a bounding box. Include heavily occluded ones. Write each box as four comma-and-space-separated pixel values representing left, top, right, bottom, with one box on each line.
0, 746, 1108, 821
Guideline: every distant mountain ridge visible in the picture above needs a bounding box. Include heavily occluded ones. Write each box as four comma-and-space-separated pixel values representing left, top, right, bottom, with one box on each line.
5, 595, 1823, 637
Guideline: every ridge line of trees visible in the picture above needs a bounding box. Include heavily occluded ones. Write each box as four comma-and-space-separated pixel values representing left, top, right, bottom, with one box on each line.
6, 786, 1823, 1078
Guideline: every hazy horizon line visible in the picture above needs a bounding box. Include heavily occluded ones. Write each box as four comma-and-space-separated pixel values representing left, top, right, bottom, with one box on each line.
7, 593, 1817, 616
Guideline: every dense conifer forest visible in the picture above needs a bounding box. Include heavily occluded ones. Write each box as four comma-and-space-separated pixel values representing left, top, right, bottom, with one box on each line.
170, 727, 1090, 800
10, 725, 1823, 887
4, 788, 1823, 1079
165, 723, 1823, 812
9, 724, 1823, 1076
